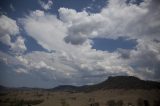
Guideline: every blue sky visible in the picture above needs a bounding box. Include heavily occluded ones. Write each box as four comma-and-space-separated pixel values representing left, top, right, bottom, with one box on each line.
0, 0, 160, 88
92, 37, 137, 52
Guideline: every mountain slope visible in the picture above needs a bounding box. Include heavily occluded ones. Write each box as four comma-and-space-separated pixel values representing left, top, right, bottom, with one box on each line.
1, 76, 160, 92
51, 76, 160, 92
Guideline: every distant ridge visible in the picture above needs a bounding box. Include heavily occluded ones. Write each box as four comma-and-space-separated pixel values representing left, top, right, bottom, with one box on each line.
52, 85, 79, 92
0, 76, 160, 92
89, 76, 160, 90
51, 76, 160, 92
0, 85, 7, 91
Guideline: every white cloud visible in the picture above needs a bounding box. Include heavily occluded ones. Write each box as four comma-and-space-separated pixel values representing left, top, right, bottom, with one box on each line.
16, 68, 28, 74
0, 34, 12, 47
59, 0, 160, 44
22, 10, 67, 51
0, 15, 19, 46
16, 55, 28, 65
0, 51, 19, 65
0, 47, 133, 87
0, 15, 27, 54
128, 39, 160, 80
11, 36, 27, 54
117, 38, 160, 80
39, 0, 53, 10
32, 10, 44, 16
0, 15, 19, 36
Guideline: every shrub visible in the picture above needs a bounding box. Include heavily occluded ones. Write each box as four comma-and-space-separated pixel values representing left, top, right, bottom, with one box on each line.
90, 102, 99, 106
107, 100, 116, 106
0, 92, 8, 96
11, 99, 44, 106
117, 100, 123, 106
137, 98, 144, 106
128, 103, 133, 106
60, 99, 70, 106
24, 99, 44, 105
89, 98, 95, 102
70, 97, 76, 100
4, 98, 10, 103
144, 100, 149, 106
153, 100, 160, 106
14, 99, 24, 106
36, 94, 43, 97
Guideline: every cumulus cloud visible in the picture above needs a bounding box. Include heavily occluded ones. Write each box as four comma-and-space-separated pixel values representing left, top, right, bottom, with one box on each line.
0, 15, 27, 54
39, 0, 53, 10
127, 39, 160, 80
0, 15, 19, 46
22, 10, 67, 51
16, 68, 28, 74
10, 36, 27, 54
59, 0, 160, 45
0, 46, 132, 87
32, 10, 45, 16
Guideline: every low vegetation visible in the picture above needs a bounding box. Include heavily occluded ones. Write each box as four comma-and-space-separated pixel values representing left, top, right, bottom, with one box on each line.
60, 99, 70, 106
0, 98, 44, 106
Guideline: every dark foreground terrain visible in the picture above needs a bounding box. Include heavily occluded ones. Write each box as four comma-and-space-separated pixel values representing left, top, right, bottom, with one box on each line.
0, 76, 160, 106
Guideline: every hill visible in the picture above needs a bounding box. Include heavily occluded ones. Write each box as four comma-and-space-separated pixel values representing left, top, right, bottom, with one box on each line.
0, 76, 160, 92
51, 76, 160, 92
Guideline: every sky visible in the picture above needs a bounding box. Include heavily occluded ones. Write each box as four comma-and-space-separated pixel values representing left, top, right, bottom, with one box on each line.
0, 0, 160, 88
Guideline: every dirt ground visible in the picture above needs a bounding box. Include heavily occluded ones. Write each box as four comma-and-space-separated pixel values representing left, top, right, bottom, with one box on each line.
0, 89, 160, 106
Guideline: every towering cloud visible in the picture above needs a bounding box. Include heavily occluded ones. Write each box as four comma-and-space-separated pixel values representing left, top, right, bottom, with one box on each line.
59, 0, 160, 45
0, 15, 19, 46
0, 15, 26, 54
39, 0, 53, 10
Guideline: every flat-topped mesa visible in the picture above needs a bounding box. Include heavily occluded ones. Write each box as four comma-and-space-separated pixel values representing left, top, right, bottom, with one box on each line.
50, 76, 160, 92
98, 76, 160, 90
107, 76, 141, 82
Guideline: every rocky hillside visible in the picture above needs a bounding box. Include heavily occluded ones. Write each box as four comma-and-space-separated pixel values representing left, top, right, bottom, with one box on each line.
51, 76, 160, 92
